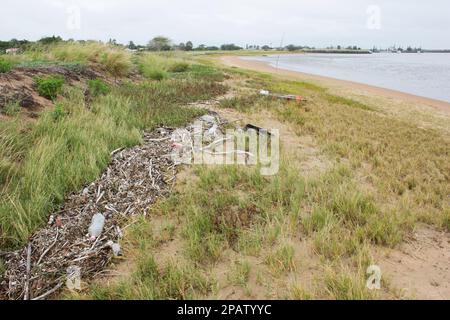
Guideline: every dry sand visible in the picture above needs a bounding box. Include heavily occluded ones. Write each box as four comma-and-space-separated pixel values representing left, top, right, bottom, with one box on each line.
220, 56, 450, 115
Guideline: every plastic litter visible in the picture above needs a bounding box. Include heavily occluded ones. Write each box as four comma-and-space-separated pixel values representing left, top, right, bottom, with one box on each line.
200, 115, 217, 125
259, 89, 306, 103
88, 213, 105, 240
107, 241, 122, 257
47, 215, 55, 226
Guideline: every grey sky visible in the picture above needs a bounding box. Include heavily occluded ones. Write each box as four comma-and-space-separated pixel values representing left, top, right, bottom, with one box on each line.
1, 0, 450, 49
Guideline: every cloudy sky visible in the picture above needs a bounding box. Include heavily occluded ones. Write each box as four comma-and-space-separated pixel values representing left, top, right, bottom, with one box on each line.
1, 0, 449, 49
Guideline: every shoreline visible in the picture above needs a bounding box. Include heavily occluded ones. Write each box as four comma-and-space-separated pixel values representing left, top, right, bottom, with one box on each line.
220, 56, 450, 114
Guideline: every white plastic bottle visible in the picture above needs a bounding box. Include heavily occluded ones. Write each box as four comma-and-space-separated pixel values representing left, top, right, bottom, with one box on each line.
88, 213, 105, 240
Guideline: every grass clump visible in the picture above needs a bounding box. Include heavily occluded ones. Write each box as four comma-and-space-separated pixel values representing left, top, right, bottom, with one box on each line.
168, 62, 190, 73
324, 268, 376, 300
146, 69, 168, 81
0, 58, 13, 73
228, 260, 251, 287
219, 95, 262, 113
86, 257, 212, 300
88, 79, 110, 97
0, 258, 5, 278
442, 208, 450, 232
51, 103, 67, 121
3, 101, 21, 117
187, 64, 225, 82
100, 51, 132, 78
266, 244, 296, 273
34, 75, 65, 100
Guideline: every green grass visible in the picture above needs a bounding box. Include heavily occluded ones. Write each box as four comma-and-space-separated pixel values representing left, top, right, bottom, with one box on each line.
168, 62, 190, 73
0, 58, 13, 73
2, 101, 21, 117
0, 258, 5, 278
51, 103, 67, 121
186, 64, 226, 82
100, 51, 132, 78
144, 68, 168, 81
323, 93, 375, 111
228, 260, 251, 287
324, 268, 376, 300
86, 257, 212, 300
87, 79, 110, 97
137, 54, 185, 80
266, 244, 296, 273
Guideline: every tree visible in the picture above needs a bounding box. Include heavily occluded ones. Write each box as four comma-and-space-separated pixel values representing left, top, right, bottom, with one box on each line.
128, 41, 137, 50
38, 36, 63, 45
195, 44, 206, 51
220, 44, 242, 51
285, 44, 297, 51
185, 41, 193, 51
261, 45, 271, 50
147, 36, 172, 51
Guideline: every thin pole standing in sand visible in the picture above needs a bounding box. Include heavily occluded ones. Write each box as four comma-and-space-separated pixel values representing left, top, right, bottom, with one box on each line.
276, 33, 285, 74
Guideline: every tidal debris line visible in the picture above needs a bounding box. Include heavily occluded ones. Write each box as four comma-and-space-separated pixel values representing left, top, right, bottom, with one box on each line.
0, 112, 227, 300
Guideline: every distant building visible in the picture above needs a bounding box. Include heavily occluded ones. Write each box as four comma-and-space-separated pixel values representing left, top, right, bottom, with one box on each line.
5, 48, 19, 55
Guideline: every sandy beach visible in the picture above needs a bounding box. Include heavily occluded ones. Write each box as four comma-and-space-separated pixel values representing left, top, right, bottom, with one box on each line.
221, 56, 450, 115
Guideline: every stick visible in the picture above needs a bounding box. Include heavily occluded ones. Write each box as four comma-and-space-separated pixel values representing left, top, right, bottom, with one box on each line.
204, 150, 255, 157
147, 137, 171, 142
24, 243, 32, 300
37, 228, 59, 265
32, 282, 64, 301
110, 148, 124, 156
200, 137, 234, 151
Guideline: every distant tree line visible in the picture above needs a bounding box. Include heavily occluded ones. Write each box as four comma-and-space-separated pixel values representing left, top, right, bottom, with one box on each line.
5, 35, 417, 54
0, 39, 30, 52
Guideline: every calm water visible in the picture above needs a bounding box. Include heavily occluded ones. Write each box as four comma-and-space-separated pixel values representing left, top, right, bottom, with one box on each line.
243, 53, 450, 102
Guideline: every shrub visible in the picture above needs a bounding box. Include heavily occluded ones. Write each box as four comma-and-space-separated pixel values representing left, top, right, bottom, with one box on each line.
34, 75, 65, 100
88, 79, 110, 97
0, 58, 12, 73
168, 62, 190, 73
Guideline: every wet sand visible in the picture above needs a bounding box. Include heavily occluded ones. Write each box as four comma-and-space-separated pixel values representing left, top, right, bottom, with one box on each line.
220, 56, 450, 114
